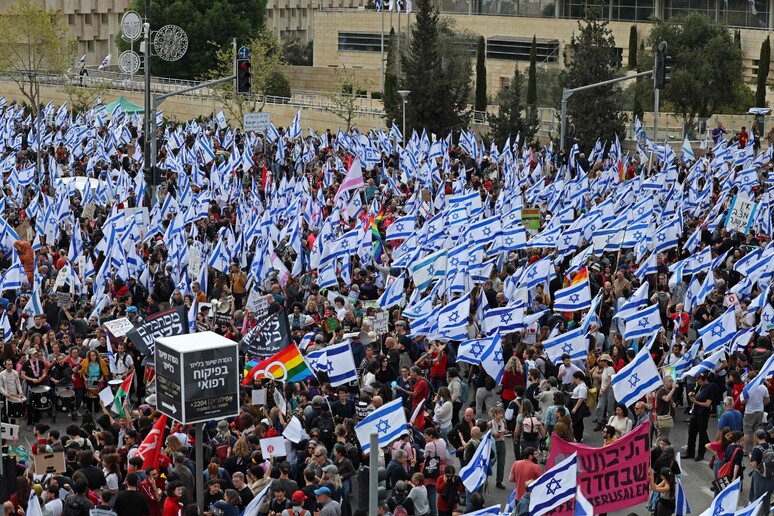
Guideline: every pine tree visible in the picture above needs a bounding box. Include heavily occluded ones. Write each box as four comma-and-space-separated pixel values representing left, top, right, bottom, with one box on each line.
560, 13, 627, 152
488, 64, 527, 148
756, 36, 770, 107
475, 36, 487, 112
383, 28, 400, 127
401, 0, 470, 136
627, 25, 638, 69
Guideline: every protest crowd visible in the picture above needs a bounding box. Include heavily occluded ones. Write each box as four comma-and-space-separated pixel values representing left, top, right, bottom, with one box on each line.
0, 96, 773, 516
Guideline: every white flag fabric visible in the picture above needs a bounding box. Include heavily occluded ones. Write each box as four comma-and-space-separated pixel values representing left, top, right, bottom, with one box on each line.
624, 303, 662, 340
305, 341, 358, 387
574, 486, 593, 516
530, 452, 578, 516
26, 493, 43, 516
732, 494, 766, 516
698, 477, 740, 516
378, 273, 406, 308
243, 482, 272, 516
681, 347, 725, 381
480, 329, 504, 383
675, 476, 691, 516
543, 327, 587, 364
282, 416, 305, 443
552, 280, 592, 312
611, 337, 663, 406
613, 280, 649, 320
459, 430, 492, 491
411, 249, 447, 290
354, 398, 408, 454
697, 306, 736, 355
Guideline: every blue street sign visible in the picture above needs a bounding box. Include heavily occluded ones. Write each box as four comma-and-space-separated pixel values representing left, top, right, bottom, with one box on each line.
238, 46, 250, 59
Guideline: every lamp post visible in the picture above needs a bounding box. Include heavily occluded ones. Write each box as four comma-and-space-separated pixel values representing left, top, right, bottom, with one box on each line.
398, 89, 410, 144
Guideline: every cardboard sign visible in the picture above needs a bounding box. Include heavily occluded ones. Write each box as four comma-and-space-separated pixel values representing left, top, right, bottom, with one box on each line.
251, 389, 266, 405
188, 246, 202, 283
103, 317, 134, 338
33, 451, 66, 474
15, 220, 32, 241
82, 203, 97, 220
260, 436, 288, 458
0, 422, 19, 440
245, 290, 269, 319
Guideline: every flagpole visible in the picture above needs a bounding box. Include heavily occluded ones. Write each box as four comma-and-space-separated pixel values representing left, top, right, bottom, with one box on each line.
381, 5, 385, 92
397, 6, 401, 78
368, 433, 378, 516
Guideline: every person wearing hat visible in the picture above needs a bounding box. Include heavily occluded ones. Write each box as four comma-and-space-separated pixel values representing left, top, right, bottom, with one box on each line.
593, 354, 615, 432
685, 373, 718, 461
281, 491, 309, 516
197, 305, 212, 332
314, 486, 341, 516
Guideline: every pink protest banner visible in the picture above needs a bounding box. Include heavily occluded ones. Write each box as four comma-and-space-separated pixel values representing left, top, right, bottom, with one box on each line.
546, 421, 650, 514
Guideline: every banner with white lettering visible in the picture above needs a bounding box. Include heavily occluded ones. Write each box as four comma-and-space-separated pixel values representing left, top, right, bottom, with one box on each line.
127, 305, 189, 355
240, 309, 290, 357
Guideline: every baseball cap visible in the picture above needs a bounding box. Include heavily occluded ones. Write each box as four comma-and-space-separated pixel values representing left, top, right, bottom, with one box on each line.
314, 487, 331, 496
322, 465, 338, 474
292, 491, 306, 504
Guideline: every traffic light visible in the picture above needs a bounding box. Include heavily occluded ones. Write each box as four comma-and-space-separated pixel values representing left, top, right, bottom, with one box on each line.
654, 41, 672, 90
236, 58, 251, 94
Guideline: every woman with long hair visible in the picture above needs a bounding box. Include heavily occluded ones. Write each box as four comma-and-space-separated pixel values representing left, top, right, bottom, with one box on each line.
706, 427, 734, 479
649, 467, 676, 516
224, 437, 251, 476
513, 399, 545, 459
501, 356, 524, 407
102, 453, 121, 492
80, 349, 108, 414
433, 387, 454, 440
9, 475, 30, 513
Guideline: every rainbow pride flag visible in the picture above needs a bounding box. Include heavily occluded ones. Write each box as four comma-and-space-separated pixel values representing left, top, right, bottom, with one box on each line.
243, 344, 315, 384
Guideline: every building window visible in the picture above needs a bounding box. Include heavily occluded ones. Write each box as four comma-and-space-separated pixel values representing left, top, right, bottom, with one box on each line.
486, 36, 559, 62
68, 14, 75, 25
102, 13, 108, 24
338, 32, 384, 52
84, 13, 92, 25
87, 40, 94, 51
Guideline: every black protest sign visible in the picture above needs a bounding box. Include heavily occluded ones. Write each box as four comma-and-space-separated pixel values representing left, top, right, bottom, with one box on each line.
127, 305, 189, 355
240, 308, 290, 357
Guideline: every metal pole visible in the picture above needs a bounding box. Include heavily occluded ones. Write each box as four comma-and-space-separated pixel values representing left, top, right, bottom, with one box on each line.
654, 88, 660, 143
368, 434, 378, 516
381, 6, 385, 91
397, 9, 401, 78
143, 0, 152, 192
560, 89, 570, 153
402, 97, 407, 144
195, 424, 204, 510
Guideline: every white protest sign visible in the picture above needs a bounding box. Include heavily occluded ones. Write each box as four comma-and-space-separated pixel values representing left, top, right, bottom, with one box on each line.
260, 436, 287, 458
245, 290, 270, 319
374, 311, 389, 336
251, 389, 266, 406
244, 112, 271, 134
1, 422, 19, 440
724, 194, 758, 233
103, 318, 134, 337
188, 246, 202, 283
99, 387, 115, 408
282, 416, 305, 443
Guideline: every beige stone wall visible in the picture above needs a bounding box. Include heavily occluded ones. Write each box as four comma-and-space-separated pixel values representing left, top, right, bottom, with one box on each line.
313, 9, 773, 98
265, 0, 370, 42
0, 0, 132, 68
288, 65, 380, 93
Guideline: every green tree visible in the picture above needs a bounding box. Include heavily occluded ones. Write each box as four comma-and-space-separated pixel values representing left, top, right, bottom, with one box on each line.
756, 36, 770, 107
382, 28, 399, 128
399, 0, 471, 136
206, 29, 288, 122
488, 65, 531, 148
474, 36, 487, 111
60, 79, 113, 116
627, 25, 638, 69
322, 67, 371, 131
281, 35, 313, 66
122, 0, 266, 80
559, 13, 627, 152
647, 13, 747, 137
0, 0, 74, 117
532, 66, 562, 108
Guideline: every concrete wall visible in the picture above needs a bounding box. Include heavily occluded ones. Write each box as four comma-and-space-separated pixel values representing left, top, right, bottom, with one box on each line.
288, 65, 379, 93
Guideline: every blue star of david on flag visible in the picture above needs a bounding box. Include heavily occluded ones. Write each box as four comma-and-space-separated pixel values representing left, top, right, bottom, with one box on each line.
500, 313, 513, 324
656, 232, 666, 242
375, 419, 390, 434
545, 478, 562, 496
471, 342, 485, 357
628, 372, 640, 389
569, 293, 580, 303
483, 227, 492, 236
394, 222, 404, 232
710, 324, 724, 338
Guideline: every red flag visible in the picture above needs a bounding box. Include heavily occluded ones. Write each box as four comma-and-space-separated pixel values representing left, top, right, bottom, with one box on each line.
138, 414, 168, 470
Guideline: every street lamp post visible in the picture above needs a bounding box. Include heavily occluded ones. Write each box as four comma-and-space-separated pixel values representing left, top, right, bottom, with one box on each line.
398, 89, 410, 144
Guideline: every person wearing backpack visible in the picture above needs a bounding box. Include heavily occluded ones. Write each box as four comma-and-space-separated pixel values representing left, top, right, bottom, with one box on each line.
282, 491, 312, 516
750, 429, 774, 514
63, 480, 95, 516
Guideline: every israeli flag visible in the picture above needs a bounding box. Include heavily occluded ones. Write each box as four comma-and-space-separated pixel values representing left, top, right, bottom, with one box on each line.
697, 477, 739, 516
681, 135, 695, 162
243, 482, 272, 516
434, 293, 470, 341
653, 223, 680, 254
411, 249, 447, 290
98, 54, 111, 70
574, 486, 593, 515
463, 507, 500, 516
215, 110, 227, 130
613, 281, 650, 320
386, 215, 416, 241
467, 216, 502, 246
552, 280, 592, 312
730, 494, 765, 516
288, 110, 302, 140
458, 337, 493, 364
530, 452, 578, 516
543, 327, 587, 364
0, 311, 11, 340
23, 291, 44, 328
480, 329, 504, 383
483, 304, 525, 336
354, 398, 408, 454
611, 337, 663, 406
675, 477, 691, 516
378, 274, 406, 309
672, 343, 699, 381
697, 306, 736, 355
680, 348, 725, 381
624, 303, 662, 341
306, 341, 358, 387
459, 429, 492, 491
742, 350, 774, 400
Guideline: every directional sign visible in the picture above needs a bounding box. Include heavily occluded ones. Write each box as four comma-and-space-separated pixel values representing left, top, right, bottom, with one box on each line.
238, 46, 250, 59
154, 331, 239, 424
243, 112, 271, 134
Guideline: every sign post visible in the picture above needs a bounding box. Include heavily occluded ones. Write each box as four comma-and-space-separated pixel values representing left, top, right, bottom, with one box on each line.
155, 331, 240, 511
